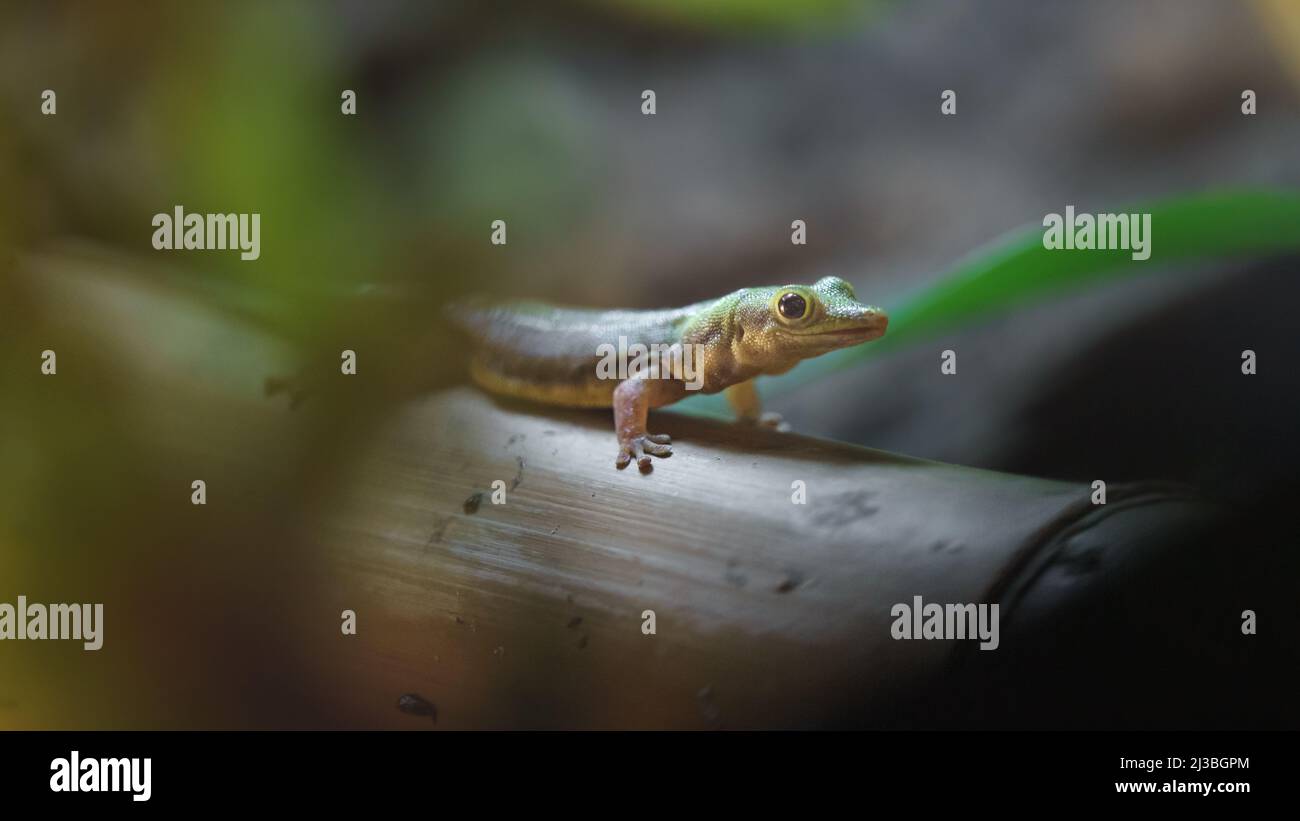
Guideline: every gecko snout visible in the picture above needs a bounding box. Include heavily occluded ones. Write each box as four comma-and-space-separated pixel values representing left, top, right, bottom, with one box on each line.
849, 305, 888, 336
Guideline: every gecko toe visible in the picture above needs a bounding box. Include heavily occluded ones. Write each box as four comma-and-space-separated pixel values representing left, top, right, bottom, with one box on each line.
642, 441, 672, 457
618, 435, 670, 471
645, 433, 672, 445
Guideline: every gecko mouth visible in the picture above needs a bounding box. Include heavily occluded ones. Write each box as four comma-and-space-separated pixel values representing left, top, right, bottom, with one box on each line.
804, 319, 888, 340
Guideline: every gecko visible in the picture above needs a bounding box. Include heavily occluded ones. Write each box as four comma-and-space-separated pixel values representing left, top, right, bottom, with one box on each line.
448, 276, 887, 472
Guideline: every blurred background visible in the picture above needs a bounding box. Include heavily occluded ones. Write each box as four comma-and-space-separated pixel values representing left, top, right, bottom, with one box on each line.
1, 0, 1297, 727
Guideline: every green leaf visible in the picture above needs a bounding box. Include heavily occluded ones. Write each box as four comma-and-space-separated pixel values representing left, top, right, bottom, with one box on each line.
676, 188, 1300, 418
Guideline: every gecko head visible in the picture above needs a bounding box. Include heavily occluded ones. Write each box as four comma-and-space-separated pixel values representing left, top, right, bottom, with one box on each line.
734, 276, 888, 364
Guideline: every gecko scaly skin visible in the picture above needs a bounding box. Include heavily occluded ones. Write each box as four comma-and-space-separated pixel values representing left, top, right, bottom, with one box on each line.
448, 276, 888, 471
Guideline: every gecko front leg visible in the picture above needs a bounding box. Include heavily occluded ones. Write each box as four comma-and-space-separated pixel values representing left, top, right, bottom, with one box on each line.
613, 377, 683, 471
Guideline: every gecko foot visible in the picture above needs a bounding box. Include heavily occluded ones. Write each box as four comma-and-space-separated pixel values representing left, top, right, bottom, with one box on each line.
616, 433, 672, 472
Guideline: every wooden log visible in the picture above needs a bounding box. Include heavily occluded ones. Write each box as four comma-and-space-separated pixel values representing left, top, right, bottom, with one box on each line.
314, 386, 1112, 729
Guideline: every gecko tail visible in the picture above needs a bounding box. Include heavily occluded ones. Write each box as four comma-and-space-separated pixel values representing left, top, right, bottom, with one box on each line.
443, 293, 506, 340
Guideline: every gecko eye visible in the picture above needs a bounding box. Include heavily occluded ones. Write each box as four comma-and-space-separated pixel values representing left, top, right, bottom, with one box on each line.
778, 292, 808, 320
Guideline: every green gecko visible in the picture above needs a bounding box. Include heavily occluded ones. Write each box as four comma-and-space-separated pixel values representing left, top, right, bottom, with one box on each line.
449, 276, 888, 471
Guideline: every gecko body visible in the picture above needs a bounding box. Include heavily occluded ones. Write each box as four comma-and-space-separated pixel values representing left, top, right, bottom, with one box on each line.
449, 276, 887, 471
